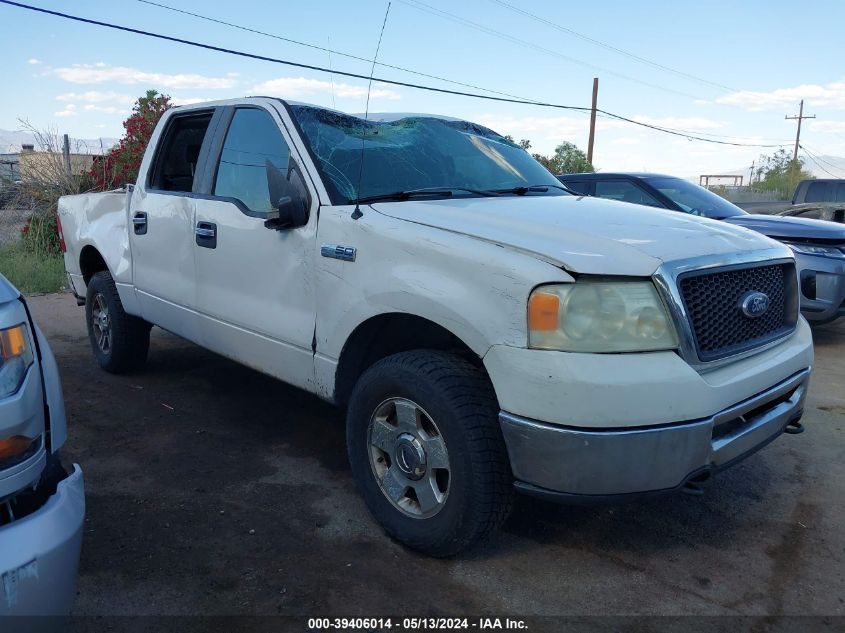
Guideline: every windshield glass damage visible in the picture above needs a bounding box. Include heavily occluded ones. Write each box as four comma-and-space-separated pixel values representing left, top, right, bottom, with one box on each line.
289, 105, 567, 205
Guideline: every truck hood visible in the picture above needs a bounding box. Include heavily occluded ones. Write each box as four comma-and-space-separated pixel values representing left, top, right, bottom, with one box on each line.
723, 214, 845, 243
372, 195, 777, 275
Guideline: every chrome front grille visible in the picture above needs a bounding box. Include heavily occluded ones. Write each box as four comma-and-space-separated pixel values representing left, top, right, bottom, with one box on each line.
678, 262, 799, 362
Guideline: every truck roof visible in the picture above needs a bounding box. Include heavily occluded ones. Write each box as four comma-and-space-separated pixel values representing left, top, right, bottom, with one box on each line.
173, 96, 464, 124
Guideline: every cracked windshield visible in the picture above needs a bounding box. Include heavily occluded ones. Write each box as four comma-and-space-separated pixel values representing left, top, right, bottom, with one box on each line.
289, 104, 567, 204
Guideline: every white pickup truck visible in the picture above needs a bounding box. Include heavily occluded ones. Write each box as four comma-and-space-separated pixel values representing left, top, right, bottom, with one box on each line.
59, 97, 813, 556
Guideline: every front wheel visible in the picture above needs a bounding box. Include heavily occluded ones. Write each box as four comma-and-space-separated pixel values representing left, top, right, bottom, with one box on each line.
346, 350, 513, 557
85, 271, 150, 374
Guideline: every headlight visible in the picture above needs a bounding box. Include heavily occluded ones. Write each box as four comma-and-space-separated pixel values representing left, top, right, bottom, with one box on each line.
0, 323, 34, 398
785, 243, 845, 258
528, 280, 679, 352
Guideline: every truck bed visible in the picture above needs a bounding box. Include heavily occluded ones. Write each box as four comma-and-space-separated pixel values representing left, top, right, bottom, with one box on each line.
58, 189, 132, 300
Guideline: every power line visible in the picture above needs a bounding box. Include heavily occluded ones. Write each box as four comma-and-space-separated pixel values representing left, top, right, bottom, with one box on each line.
136, 0, 530, 102
595, 110, 785, 147
800, 148, 839, 179
595, 112, 792, 144
0, 0, 785, 148
488, 0, 736, 93
800, 144, 843, 178
395, 0, 706, 101
0, 0, 586, 110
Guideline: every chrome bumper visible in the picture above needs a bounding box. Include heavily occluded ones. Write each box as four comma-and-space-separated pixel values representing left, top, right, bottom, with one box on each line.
500, 368, 810, 499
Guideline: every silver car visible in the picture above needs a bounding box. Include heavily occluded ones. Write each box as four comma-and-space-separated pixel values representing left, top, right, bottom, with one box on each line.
0, 273, 84, 616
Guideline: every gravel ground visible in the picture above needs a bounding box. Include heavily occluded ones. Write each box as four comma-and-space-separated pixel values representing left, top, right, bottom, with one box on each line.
24, 293, 845, 626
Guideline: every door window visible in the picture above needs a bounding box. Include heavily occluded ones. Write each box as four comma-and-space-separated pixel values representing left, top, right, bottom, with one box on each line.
214, 108, 291, 216
594, 180, 662, 207
148, 112, 213, 192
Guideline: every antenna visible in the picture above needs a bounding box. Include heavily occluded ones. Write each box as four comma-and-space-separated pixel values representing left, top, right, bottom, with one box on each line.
327, 36, 336, 109
352, 2, 391, 220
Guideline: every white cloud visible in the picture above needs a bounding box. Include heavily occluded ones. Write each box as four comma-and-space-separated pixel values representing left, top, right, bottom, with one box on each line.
250, 76, 400, 100
715, 80, 845, 111
27, 58, 41, 65
809, 120, 845, 134
82, 104, 123, 114
611, 136, 645, 145
54, 64, 238, 89
55, 104, 78, 118
56, 91, 136, 105
475, 114, 592, 139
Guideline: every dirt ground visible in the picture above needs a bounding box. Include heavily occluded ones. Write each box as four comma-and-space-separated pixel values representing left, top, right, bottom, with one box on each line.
25, 293, 845, 621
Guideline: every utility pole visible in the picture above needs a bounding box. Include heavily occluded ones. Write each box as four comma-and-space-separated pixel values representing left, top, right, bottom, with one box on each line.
587, 77, 598, 166
749, 160, 754, 188
62, 133, 72, 178
785, 100, 815, 161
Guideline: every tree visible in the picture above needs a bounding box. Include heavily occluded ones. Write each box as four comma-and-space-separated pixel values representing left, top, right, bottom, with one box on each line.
753, 148, 813, 200
532, 141, 594, 175
503, 135, 532, 150
90, 90, 172, 189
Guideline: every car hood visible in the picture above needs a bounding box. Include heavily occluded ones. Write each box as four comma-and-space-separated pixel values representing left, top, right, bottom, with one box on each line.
371, 195, 779, 276
0, 273, 20, 305
723, 214, 845, 243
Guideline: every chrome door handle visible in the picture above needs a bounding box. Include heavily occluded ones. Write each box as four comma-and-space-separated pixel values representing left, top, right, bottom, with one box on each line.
195, 221, 217, 249
132, 212, 147, 235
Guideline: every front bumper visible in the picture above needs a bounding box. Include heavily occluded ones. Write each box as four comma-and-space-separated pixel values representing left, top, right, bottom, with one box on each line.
0, 465, 85, 616
795, 252, 845, 323
500, 368, 809, 499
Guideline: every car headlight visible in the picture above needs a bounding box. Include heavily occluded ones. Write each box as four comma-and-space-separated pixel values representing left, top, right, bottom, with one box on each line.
785, 242, 845, 258
528, 280, 679, 352
0, 323, 34, 398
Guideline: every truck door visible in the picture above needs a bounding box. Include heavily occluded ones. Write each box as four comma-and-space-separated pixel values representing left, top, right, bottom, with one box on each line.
192, 105, 318, 391
129, 109, 217, 339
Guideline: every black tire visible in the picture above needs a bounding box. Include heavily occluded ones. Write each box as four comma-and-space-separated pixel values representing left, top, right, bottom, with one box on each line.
85, 270, 150, 373
346, 350, 513, 557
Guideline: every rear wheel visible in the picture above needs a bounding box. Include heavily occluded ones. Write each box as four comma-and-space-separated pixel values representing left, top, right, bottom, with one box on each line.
347, 350, 513, 557
85, 271, 150, 373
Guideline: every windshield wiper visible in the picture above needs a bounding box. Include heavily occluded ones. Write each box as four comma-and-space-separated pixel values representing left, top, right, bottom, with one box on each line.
355, 187, 499, 204
487, 184, 577, 195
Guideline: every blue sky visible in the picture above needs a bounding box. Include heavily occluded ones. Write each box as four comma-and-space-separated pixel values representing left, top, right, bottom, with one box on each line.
2, 0, 845, 177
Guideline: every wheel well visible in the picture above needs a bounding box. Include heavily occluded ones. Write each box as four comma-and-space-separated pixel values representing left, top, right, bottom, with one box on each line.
334, 314, 480, 407
79, 246, 108, 283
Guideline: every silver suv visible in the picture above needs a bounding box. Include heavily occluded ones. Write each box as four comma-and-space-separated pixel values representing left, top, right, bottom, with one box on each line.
0, 273, 84, 616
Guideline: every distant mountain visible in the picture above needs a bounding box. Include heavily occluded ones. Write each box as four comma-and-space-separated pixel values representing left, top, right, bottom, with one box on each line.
0, 128, 118, 154
804, 154, 845, 178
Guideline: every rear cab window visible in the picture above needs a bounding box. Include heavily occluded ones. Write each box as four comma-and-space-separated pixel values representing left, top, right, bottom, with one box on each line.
148, 111, 214, 192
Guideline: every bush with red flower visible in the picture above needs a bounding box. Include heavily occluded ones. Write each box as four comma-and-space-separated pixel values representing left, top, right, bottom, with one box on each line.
88, 90, 172, 190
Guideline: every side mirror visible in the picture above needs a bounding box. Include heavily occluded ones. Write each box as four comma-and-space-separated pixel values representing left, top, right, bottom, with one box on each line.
264, 158, 310, 231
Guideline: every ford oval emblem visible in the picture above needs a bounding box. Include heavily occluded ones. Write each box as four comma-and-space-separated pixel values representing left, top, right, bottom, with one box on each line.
740, 291, 770, 318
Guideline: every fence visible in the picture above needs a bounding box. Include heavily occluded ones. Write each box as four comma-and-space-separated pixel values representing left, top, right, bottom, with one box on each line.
0, 204, 33, 248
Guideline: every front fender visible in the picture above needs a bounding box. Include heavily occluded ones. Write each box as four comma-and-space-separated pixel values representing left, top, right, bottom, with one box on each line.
315, 205, 572, 361
33, 323, 67, 452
